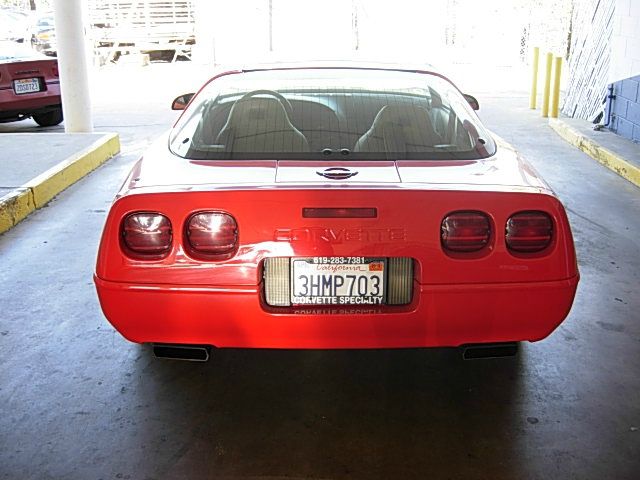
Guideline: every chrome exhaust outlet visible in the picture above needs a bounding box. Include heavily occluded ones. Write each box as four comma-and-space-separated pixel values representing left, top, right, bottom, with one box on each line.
152, 344, 211, 362
462, 342, 518, 360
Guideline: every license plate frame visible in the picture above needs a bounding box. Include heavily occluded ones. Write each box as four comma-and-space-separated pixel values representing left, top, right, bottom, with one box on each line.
290, 257, 386, 306
13, 78, 42, 95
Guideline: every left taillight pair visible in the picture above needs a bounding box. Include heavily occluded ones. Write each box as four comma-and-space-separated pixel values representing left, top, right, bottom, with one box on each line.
121, 212, 237, 260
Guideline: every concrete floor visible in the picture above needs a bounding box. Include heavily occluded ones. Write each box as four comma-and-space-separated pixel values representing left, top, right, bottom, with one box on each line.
0, 133, 108, 187
1, 66, 639, 479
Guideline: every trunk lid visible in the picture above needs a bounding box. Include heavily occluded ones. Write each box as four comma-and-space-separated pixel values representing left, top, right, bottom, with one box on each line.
0, 59, 53, 81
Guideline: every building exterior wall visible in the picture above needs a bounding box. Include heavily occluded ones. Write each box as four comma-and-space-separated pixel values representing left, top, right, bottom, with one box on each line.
609, 0, 640, 83
609, 75, 640, 142
562, 0, 615, 120
607, 0, 640, 143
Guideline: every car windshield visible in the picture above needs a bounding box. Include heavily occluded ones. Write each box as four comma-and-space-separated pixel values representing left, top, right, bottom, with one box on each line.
169, 68, 496, 161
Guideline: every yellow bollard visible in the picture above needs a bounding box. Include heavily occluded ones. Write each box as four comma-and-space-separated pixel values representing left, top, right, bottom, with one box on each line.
541, 52, 553, 118
530, 47, 540, 109
551, 56, 563, 118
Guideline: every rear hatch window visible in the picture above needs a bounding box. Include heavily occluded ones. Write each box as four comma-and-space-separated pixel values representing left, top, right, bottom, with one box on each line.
169, 68, 495, 161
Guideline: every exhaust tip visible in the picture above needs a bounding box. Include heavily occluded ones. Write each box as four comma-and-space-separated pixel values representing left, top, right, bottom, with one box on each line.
153, 344, 211, 362
462, 342, 518, 360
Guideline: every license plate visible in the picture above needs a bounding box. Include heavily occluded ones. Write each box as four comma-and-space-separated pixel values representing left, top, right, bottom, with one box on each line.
291, 257, 385, 305
14, 78, 41, 95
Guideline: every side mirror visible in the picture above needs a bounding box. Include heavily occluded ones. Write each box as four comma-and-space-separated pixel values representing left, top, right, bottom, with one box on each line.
463, 93, 480, 111
171, 93, 195, 110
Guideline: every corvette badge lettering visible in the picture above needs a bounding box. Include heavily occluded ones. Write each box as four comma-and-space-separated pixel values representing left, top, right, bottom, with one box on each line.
274, 227, 406, 243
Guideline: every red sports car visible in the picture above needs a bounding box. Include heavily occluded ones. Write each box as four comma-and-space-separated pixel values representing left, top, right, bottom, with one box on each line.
0, 41, 62, 126
95, 64, 579, 361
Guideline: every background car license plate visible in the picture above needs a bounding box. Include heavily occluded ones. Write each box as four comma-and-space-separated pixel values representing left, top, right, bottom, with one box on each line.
291, 257, 385, 305
14, 78, 41, 95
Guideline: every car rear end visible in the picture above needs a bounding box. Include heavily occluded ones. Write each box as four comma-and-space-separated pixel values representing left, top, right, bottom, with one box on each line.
0, 44, 61, 123
94, 66, 579, 351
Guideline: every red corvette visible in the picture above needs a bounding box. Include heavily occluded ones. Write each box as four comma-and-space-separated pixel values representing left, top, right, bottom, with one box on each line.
95, 64, 579, 361
0, 41, 62, 126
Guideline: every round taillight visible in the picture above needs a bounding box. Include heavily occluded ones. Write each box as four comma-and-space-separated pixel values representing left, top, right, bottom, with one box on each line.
121, 212, 172, 258
506, 211, 553, 253
186, 212, 238, 257
441, 211, 491, 253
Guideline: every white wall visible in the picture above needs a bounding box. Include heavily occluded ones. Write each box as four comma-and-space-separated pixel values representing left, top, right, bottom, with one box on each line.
610, 0, 640, 82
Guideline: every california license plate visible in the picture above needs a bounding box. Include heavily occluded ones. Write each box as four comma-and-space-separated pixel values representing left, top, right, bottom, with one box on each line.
13, 78, 41, 95
291, 257, 385, 305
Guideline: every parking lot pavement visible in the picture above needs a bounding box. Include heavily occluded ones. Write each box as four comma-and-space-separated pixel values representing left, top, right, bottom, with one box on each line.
0, 132, 119, 234
0, 83, 639, 479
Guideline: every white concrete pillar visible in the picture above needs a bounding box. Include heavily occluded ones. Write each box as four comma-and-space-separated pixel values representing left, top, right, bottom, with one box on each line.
53, 0, 93, 132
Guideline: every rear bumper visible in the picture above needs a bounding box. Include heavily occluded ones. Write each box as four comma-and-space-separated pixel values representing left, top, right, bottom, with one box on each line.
0, 87, 61, 120
94, 275, 579, 349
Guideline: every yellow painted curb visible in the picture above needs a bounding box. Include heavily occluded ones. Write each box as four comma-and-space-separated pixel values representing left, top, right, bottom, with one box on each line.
549, 118, 640, 188
0, 133, 120, 235
25, 133, 120, 208
0, 189, 36, 235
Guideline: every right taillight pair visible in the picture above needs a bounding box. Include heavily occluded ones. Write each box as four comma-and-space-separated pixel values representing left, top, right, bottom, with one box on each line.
441, 211, 553, 254
121, 211, 237, 260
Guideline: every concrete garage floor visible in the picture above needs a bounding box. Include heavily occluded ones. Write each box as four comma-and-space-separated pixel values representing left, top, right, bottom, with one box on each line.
1, 83, 639, 478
